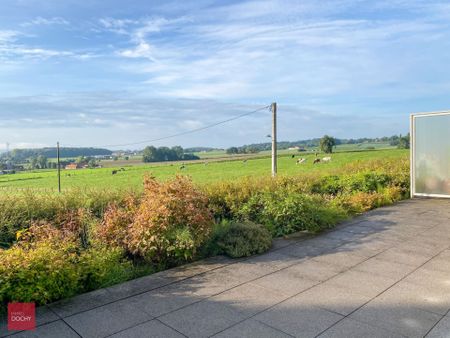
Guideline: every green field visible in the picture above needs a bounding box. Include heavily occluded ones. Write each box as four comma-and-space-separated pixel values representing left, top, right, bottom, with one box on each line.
0, 149, 408, 191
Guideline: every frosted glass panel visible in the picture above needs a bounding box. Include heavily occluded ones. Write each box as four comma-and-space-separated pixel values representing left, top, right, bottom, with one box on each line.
414, 114, 450, 196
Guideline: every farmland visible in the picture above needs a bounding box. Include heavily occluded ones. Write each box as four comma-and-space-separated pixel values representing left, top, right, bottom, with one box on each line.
0, 149, 408, 191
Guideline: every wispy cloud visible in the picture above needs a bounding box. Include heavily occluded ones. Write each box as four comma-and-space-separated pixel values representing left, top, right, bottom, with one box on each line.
21, 16, 69, 27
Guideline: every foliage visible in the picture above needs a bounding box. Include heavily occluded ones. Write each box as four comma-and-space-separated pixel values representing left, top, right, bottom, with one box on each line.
320, 135, 336, 153
239, 190, 347, 236
97, 175, 214, 265
142, 145, 199, 162
211, 222, 272, 258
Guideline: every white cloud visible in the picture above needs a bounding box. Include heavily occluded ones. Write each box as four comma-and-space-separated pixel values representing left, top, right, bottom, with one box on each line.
21, 16, 69, 27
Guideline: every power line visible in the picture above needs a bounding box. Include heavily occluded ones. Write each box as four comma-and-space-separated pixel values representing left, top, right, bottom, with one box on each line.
64, 104, 271, 148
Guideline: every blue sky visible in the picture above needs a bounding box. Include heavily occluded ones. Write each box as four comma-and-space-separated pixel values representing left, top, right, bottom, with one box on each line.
1, 0, 450, 150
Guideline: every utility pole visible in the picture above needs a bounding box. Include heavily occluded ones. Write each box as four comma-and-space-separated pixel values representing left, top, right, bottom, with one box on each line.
271, 102, 277, 177
57, 142, 61, 193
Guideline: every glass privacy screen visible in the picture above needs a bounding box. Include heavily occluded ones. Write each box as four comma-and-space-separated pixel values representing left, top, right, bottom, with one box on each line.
412, 112, 450, 197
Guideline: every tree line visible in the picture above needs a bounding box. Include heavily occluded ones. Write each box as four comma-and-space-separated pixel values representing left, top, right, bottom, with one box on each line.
142, 146, 199, 163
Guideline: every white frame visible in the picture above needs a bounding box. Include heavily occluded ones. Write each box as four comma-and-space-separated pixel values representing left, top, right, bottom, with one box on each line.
410, 110, 450, 198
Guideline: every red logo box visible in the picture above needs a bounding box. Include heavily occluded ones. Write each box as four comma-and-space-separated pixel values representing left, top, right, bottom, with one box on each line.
8, 303, 36, 331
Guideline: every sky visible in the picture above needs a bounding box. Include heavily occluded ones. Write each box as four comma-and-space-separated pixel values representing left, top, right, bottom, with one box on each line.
1, 0, 450, 150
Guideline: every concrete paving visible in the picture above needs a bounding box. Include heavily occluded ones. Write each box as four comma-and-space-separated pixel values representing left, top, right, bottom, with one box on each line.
1, 198, 450, 338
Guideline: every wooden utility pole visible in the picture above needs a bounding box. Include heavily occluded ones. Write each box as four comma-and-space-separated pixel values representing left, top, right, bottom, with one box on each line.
271, 102, 277, 177
57, 142, 61, 193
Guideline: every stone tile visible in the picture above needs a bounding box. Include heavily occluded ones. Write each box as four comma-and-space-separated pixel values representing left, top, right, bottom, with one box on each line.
181, 268, 245, 298
255, 299, 343, 338
277, 243, 327, 259
251, 267, 319, 296
64, 297, 152, 338
326, 270, 397, 298
351, 257, 415, 280
404, 266, 450, 291
421, 256, 450, 273
159, 299, 246, 338
286, 259, 342, 282
128, 282, 204, 318
292, 283, 372, 316
219, 252, 300, 281
425, 315, 450, 338
49, 288, 114, 318
311, 251, 367, 271
318, 318, 404, 338
155, 255, 233, 280
350, 298, 442, 338
106, 275, 171, 300
211, 283, 288, 316
301, 236, 345, 249
212, 318, 293, 338
375, 281, 450, 315
10, 320, 79, 338
375, 246, 433, 267
109, 319, 184, 338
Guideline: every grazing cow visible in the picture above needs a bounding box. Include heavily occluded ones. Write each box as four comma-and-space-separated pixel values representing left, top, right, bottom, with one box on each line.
179, 165, 185, 170
313, 158, 321, 164
322, 157, 332, 162
112, 170, 118, 175
291, 155, 295, 158
296, 158, 306, 164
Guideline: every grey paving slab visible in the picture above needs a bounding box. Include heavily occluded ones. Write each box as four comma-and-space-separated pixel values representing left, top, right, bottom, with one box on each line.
109, 319, 184, 338
211, 283, 288, 316
375, 280, 450, 316
292, 282, 372, 316
212, 318, 293, 338
255, 299, 343, 338
64, 297, 152, 338
317, 318, 405, 338
251, 267, 319, 296
9, 320, 79, 338
425, 315, 450, 338
49, 288, 115, 318
105, 275, 171, 300
351, 256, 416, 280
126, 282, 204, 318
350, 298, 443, 337
283, 258, 342, 282
159, 299, 246, 338
311, 251, 367, 270
374, 246, 434, 267
325, 269, 398, 298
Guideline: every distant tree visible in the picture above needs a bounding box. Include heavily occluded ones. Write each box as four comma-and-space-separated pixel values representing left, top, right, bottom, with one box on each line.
398, 133, 410, 149
75, 156, 85, 164
226, 147, 239, 155
143, 146, 159, 162
37, 155, 48, 169
320, 135, 336, 154
30, 156, 38, 169
88, 159, 97, 168
124, 156, 129, 161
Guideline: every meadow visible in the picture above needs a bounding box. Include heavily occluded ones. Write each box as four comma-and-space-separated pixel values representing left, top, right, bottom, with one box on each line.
0, 149, 407, 191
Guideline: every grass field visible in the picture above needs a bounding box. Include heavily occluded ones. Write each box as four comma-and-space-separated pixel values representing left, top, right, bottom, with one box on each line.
0, 149, 408, 191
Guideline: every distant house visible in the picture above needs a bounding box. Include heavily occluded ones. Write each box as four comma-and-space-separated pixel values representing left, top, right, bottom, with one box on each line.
65, 163, 79, 170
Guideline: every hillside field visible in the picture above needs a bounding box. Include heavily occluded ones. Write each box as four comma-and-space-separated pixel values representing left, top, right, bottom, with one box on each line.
0, 149, 408, 191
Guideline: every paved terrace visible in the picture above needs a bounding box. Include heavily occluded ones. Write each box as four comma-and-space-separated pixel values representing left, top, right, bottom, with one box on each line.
2, 198, 450, 338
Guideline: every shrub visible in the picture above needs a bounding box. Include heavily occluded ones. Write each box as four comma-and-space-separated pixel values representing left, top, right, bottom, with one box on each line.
78, 246, 133, 291
0, 235, 80, 311
239, 190, 347, 236
213, 222, 272, 258
97, 175, 214, 265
